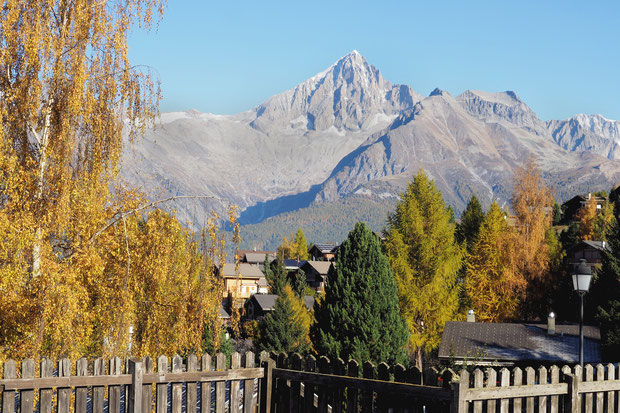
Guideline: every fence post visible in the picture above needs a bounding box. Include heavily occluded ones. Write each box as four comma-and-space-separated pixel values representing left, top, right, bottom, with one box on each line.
450, 370, 468, 413
128, 358, 144, 413
259, 353, 274, 413
563, 373, 580, 413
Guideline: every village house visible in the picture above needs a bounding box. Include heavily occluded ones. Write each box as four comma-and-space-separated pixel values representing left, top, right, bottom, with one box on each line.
566, 240, 610, 271
237, 250, 276, 270
561, 193, 606, 224
300, 260, 334, 292
309, 243, 339, 261
438, 313, 601, 367
220, 263, 267, 300
244, 294, 315, 320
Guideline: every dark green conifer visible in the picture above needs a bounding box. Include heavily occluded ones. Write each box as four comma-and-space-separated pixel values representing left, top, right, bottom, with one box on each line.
267, 257, 287, 295
311, 222, 409, 365
257, 285, 310, 354
594, 202, 620, 360
455, 195, 484, 252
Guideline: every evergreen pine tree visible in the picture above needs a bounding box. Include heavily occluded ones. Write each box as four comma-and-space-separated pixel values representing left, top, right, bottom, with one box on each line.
455, 195, 485, 252
293, 269, 307, 298
311, 223, 409, 365
593, 201, 620, 359
267, 258, 287, 296
385, 170, 464, 370
552, 202, 563, 225
257, 285, 311, 354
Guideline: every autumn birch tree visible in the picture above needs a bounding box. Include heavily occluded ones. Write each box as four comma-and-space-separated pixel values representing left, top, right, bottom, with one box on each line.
0, 0, 226, 359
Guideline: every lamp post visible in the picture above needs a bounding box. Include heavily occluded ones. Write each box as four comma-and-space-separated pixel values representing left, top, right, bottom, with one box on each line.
572, 258, 592, 367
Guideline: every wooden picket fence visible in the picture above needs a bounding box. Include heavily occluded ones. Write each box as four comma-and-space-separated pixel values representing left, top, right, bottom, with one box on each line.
267, 352, 456, 413
0, 352, 263, 413
452, 363, 620, 413
2, 352, 620, 413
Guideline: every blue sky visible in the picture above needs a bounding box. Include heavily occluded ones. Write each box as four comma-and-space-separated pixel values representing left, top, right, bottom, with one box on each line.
129, 0, 620, 121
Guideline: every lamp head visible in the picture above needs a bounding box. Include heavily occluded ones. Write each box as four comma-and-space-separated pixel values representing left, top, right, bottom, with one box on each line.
572, 259, 592, 293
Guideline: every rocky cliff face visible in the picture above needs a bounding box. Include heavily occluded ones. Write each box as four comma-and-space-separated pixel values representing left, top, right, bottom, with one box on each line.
546, 114, 620, 160
120, 51, 620, 229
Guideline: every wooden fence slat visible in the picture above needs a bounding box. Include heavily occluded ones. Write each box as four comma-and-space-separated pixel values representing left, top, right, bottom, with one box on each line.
156, 355, 169, 413
499, 368, 510, 413
276, 353, 289, 413
172, 355, 183, 413
377, 362, 390, 413
142, 356, 154, 413
186, 355, 198, 413
424, 367, 439, 387
231, 352, 241, 413
393, 364, 407, 413
539, 366, 548, 413
2, 360, 16, 413
361, 361, 375, 413
215, 353, 226, 413
346, 359, 358, 413
550, 366, 559, 413
75, 358, 89, 413
289, 353, 303, 413
58, 358, 71, 413
305, 355, 317, 413
92, 358, 106, 413
244, 352, 256, 413
259, 352, 273, 413
39, 358, 54, 413
526, 367, 535, 413
333, 358, 346, 413
595, 364, 604, 413
486, 368, 497, 413
317, 356, 331, 413
20, 359, 35, 413
607, 363, 616, 413
513, 367, 523, 413
473, 369, 484, 413
201, 354, 212, 413
452, 370, 469, 413
109, 357, 122, 413
585, 364, 594, 413
128, 358, 144, 413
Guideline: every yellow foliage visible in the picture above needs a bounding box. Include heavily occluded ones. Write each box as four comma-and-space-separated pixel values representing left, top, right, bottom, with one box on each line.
465, 202, 525, 322
0, 1, 226, 359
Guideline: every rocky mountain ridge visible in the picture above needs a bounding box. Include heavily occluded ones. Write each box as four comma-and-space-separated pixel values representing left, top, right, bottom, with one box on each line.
120, 51, 620, 232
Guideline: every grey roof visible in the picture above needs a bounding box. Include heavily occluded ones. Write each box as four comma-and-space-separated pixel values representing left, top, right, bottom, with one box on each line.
221, 263, 264, 278
251, 294, 315, 312
283, 259, 306, 269
303, 261, 333, 275
439, 321, 601, 363
245, 252, 271, 263
258, 277, 269, 287
219, 305, 230, 319
312, 243, 339, 254
581, 240, 610, 251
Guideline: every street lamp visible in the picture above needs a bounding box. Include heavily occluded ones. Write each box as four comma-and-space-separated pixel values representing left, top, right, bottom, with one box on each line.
572, 258, 592, 367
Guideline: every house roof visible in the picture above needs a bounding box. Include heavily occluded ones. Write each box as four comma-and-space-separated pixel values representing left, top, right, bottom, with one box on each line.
302, 261, 333, 275
219, 305, 230, 319
258, 277, 269, 287
221, 263, 264, 278
250, 294, 315, 312
237, 250, 275, 261
283, 259, 306, 269
244, 252, 271, 263
311, 243, 339, 254
438, 321, 601, 363
567, 240, 610, 253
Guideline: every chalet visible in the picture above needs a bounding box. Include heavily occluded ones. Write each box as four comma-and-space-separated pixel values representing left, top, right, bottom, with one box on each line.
561, 194, 606, 224
244, 294, 315, 320
566, 240, 610, 271
220, 263, 266, 299
309, 243, 339, 261
300, 260, 334, 292
238, 250, 275, 269
438, 317, 601, 367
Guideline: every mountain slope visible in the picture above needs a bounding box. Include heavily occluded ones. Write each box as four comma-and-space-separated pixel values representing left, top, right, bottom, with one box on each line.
121, 51, 421, 225
546, 114, 620, 160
